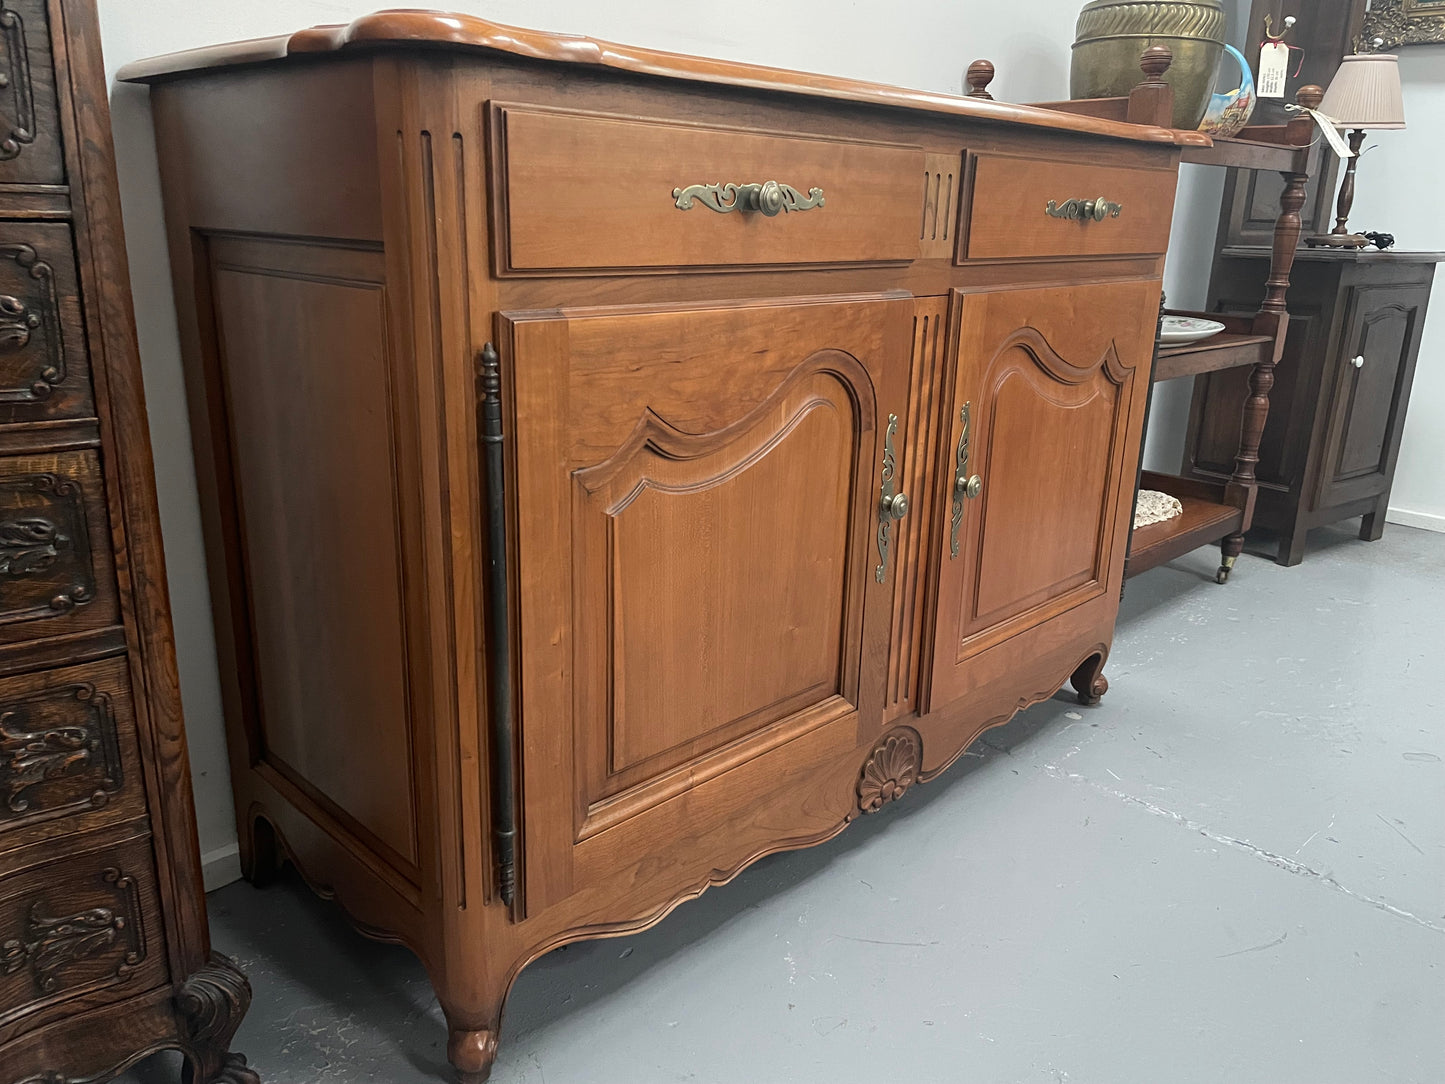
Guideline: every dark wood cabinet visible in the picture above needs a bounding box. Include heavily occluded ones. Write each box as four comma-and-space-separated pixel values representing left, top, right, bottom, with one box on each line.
1185, 248, 1440, 564
0, 2, 254, 1082
123, 10, 1194, 1082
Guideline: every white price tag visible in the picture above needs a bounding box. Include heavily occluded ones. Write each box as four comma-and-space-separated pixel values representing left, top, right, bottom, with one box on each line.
1258, 41, 1289, 98
1311, 111, 1356, 159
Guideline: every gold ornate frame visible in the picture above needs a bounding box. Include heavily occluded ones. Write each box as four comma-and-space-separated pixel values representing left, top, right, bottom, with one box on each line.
1364, 0, 1445, 48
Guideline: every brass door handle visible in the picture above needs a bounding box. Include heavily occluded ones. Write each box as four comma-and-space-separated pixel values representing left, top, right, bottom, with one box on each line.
949, 401, 981, 559
1045, 196, 1123, 221
673, 180, 826, 215
876, 413, 907, 583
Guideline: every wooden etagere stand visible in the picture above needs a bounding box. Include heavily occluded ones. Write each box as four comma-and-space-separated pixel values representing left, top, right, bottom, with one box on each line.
1031, 48, 1322, 582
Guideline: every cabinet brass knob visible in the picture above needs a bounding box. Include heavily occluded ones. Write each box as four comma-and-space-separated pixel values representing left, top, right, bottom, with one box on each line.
881, 492, 910, 521
673, 180, 825, 215
959, 474, 983, 500
1352, 354, 1365, 369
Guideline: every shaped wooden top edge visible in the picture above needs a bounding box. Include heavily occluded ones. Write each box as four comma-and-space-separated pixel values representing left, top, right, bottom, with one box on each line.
114, 8, 1210, 147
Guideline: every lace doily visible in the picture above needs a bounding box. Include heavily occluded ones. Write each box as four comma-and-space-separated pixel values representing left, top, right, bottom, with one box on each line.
1134, 489, 1184, 529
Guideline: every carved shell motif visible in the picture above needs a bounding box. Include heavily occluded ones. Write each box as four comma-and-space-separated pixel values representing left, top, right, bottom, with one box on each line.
856, 727, 922, 814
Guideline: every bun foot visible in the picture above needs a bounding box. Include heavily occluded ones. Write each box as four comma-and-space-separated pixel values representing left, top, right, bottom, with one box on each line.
1070, 653, 1109, 706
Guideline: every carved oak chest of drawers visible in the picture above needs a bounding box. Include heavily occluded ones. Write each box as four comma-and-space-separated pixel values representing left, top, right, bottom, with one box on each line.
0, 2, 253, 1082
122, 11, 1201, 1082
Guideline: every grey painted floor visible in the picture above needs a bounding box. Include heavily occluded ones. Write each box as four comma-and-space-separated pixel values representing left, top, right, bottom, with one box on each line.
123, 523, 1445, 1084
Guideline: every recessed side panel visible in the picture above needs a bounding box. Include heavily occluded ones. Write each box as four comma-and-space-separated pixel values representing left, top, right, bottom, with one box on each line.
206, 234, 419, 876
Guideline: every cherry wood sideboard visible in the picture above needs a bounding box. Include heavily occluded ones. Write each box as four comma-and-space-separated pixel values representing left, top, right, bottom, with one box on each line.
0, 2, 255, 1083
121, 13, 1201, 1081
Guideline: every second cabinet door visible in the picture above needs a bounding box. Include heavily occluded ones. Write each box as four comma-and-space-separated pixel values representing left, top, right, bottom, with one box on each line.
504, 294, 910, 914
928, 281, 1157, 711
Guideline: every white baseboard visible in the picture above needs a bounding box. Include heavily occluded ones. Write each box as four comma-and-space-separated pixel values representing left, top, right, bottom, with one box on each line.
1387, 506, 1445, 533
201, 842, 243, 893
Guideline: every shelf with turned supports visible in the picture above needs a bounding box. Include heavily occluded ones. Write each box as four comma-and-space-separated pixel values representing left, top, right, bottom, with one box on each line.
1022, 45, 1324, 584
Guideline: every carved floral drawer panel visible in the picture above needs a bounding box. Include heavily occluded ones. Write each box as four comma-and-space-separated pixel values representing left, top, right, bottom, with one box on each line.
0, 221, 92, 427
0, 828, 168, 1046
0, 448, 119, 646
0, 655, 145, 852
0, 0, 64, 187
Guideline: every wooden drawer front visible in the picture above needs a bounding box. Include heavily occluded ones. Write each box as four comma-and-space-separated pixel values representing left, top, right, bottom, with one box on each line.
0, 832, 166, 1042
0, 0, 65, 186
0, 449, 119, 644
0, 657, 143, 846
494, 104, 925, 272
0, 221, 92, 426
964, 152, 1176, 260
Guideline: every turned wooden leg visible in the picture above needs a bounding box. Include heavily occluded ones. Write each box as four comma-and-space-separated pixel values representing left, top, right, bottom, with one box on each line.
178, 953, 259, 1084
1218, 533, 1244, 584
1070, 653, 1109, 707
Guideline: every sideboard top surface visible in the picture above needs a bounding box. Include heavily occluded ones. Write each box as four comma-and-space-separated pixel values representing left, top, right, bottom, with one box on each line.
115, 8, 1209, 148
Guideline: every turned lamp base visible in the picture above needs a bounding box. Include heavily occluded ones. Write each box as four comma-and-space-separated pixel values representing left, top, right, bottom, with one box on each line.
1305, 231, 1371, 249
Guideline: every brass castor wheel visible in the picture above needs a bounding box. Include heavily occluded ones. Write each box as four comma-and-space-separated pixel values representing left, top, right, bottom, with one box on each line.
1216, 554, 1237, 584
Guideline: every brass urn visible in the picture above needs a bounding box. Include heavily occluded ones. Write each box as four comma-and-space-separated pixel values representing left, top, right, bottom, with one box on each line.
1070, 0, 1226, 129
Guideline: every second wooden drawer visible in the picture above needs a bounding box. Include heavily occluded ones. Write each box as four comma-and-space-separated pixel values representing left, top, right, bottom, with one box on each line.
964, 151, 1177, 260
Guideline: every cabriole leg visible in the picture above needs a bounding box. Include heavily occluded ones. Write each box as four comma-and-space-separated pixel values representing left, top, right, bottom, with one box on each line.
178, 953, 259, 1084
440, 980, 508, 1084
1070, 653, 1109, 706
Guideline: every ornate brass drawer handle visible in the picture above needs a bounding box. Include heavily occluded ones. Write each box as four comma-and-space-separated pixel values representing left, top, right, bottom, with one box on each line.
949, 401, 982, 560
875, 413, 908, 583
1045, 196, 1123, 222
673, 180, 825, 217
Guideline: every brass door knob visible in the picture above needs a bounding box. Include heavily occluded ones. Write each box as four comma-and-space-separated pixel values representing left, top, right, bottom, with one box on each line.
958, 474, 982, 500
880, 492, 910, 521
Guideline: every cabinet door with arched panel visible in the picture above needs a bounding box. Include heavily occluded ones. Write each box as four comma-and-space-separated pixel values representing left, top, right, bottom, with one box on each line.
928, 280, 1158, 715
502, 294, 910, 916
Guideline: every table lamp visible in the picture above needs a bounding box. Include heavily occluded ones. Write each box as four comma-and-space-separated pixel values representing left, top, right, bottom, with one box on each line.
1306, 50, 1406, 248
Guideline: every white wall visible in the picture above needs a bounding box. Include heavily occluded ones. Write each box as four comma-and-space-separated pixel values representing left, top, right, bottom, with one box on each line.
1354, 47, 1445, 532
94, 0, 1225, 887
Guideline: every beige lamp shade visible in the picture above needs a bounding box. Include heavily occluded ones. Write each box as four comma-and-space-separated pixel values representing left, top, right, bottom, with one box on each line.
1319, 53, 1406, 130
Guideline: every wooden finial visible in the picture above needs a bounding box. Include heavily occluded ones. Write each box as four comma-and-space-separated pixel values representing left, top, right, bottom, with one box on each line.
1296, 83, 1324, 110
966, 59, 995, 100
1139, 44, 1173, 83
